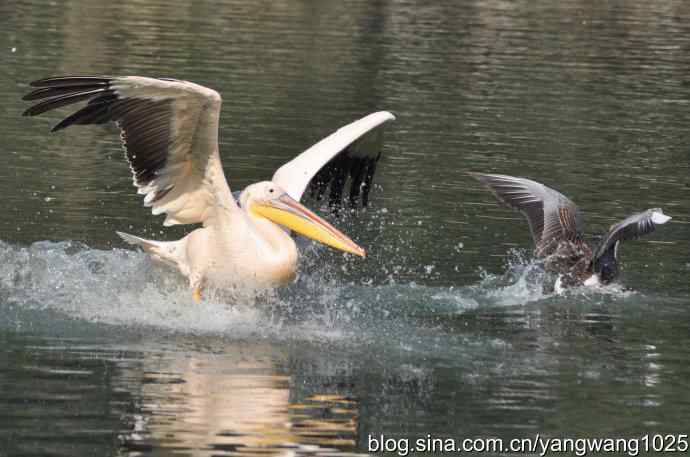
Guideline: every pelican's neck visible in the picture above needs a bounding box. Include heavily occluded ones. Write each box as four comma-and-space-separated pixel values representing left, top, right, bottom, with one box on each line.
244, 210, 297, 259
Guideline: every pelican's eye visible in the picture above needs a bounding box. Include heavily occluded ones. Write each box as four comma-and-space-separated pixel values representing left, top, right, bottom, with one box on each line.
269, 188, 274, 194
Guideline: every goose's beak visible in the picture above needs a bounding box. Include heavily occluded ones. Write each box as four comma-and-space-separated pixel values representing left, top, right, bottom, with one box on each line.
251, 193, 366, 258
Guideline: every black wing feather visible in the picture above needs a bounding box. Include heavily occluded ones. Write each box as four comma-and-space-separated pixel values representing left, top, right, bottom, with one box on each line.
23, 76, 173, 195
29, 76, 112, 87
307, 136, 383, 208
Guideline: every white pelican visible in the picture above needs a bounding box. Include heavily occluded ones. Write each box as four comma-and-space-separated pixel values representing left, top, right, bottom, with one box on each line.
23, 76, 395, 301
469, 172, 671, 286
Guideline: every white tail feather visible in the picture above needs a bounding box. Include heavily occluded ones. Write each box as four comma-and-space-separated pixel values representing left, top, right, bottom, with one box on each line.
116, 231, 186, 271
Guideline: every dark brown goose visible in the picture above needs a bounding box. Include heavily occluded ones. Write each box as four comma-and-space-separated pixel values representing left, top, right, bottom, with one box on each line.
470, 172, 672, 286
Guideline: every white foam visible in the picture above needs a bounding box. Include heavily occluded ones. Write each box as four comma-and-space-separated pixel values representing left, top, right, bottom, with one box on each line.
0, 240, 267, 336
472, 254, 552, 307
1, 240, 461, 345
583, 274, 600, 287
0, 239, 639, 344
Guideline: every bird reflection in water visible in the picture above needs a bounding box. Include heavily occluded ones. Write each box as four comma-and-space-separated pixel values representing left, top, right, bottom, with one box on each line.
119, 344, 359, 456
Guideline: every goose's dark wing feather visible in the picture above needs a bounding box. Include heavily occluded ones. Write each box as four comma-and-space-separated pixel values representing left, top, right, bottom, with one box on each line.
469, 173, 585, 254
593, 208, 671, 264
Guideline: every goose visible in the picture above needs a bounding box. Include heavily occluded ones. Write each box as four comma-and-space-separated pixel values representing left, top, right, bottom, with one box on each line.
469, 172, 671, 286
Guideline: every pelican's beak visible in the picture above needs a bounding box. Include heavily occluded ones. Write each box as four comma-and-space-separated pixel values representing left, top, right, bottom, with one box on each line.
251, 193, 366, 258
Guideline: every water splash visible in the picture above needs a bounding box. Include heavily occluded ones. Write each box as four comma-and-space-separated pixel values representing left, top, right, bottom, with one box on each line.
0, 240, 263, 336
463, 249, 637, 308
0, 240, 641, 344
465, 249, 554, 307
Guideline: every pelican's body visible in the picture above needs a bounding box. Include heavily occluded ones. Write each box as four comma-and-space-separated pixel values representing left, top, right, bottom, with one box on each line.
23, 76, 394, 299
470, 173, 672, 286
119, 199, 299, 290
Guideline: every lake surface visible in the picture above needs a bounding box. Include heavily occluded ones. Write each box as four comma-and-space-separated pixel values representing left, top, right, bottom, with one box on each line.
1, 0, 689, 455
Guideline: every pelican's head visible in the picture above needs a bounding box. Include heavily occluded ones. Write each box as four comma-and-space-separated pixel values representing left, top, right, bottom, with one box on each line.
241, 181, 366, 258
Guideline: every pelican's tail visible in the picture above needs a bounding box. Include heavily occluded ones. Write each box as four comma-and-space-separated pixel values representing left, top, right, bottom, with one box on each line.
116, 231, 156, 251
116, 231, 186, 271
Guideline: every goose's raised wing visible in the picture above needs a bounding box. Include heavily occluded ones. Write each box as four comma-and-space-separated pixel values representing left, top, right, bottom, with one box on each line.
593, 208, 671, 265
272, 111, 395, 207
469, 173, 585, 254
23, 75, 235, 227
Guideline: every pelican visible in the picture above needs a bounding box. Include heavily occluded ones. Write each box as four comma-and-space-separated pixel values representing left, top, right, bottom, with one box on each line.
23, 76, 395, 301
469, 173, 672, 286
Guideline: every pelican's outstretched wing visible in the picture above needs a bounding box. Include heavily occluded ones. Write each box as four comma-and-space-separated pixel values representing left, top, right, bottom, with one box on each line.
23, 75, 235, 226
469, 173, 585, 254
593, 208, 671, 266
272, 111, 395, 207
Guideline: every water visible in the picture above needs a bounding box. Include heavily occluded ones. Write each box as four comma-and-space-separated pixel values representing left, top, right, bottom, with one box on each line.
1, 0, 689, 455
